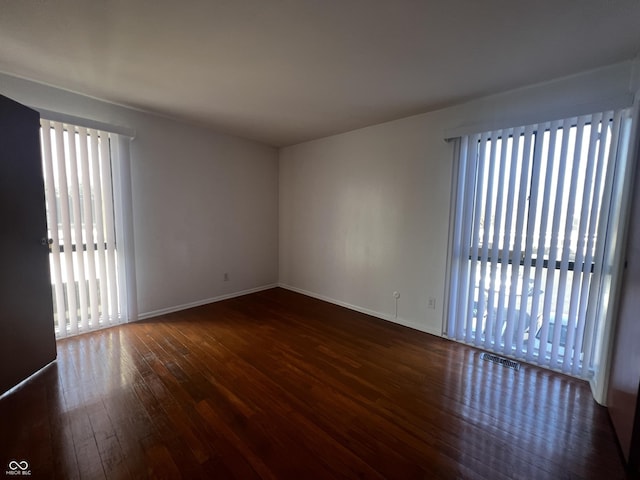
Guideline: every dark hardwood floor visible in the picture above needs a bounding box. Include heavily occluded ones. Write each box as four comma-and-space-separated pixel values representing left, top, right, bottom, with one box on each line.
0, 288, 628, 479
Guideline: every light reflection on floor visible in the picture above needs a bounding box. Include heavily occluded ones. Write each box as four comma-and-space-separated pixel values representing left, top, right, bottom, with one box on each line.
56, 326, 139, 411
442, 345, 609, 478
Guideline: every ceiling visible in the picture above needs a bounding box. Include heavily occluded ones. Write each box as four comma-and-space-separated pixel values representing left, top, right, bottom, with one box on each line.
1, 1, 639, 147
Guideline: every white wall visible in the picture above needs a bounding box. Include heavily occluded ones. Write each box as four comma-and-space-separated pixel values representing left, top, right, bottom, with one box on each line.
279, 112, 452, 335
0, 73, 279, 318
279, 61, 637, 336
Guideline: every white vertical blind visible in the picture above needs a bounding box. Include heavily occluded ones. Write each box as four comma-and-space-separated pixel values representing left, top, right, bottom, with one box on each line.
40, 120, 125, 338
64, 122, 88, 335
99, 133, 119, 323
40, 120, 66, 328
111, 136, 136, 323
77, 126, 100, 330
446, 108, 633, 377
53, 122, 79, 335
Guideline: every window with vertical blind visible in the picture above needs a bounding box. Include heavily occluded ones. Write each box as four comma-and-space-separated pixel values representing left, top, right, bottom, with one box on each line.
40, 119, 127, 338
446, 107, 634, 377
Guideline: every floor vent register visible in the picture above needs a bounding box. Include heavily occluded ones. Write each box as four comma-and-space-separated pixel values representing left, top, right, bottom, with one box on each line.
481, 352, 521, 371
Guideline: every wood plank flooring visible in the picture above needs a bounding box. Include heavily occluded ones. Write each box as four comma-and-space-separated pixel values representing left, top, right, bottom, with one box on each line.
0, 287, 629, 479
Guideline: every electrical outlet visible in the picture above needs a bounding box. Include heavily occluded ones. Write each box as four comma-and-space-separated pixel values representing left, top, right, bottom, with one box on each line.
223, 272, 229, 281
428, 297, 436, 309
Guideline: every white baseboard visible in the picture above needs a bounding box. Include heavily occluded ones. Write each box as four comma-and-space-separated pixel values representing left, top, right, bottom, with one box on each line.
278, 283, 441, 337
136, 284, 278, 321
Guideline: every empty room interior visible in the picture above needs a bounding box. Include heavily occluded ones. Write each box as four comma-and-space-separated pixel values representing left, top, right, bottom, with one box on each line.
2, 1, 640, 479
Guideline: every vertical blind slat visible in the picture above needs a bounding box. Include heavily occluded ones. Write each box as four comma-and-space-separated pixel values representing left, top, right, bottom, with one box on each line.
40, 121, 67, 337
517, 122, 545, 357
100, 133, 119, 324
447, 137, 467, 338
458, 137, 477, 342
65, 125, 89, 333
480, 131, 499, 348
490, 130, 509, 349
471, 132, 490, 346
89, 129, 108, 325
505, 125, 534, 353
54, 122, 79, 335
499, 127, 523, 353
77, 126, 100, 328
